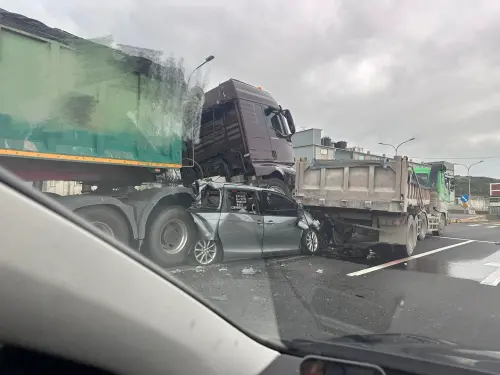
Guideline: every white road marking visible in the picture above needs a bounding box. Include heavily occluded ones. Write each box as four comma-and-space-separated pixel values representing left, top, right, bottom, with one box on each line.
347, 240, 475, 277
480, 262, 500, 286
486, 226, 498, 229
478, 250, 500, 265
440, 236, 499, 245
468, 224, 481, 227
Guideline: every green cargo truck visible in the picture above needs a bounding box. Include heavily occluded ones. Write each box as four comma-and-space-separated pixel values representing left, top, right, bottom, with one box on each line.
412, 161, 455, 234
0, 9, 210, 267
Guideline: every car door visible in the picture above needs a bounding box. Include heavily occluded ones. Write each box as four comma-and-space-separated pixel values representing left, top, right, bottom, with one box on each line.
216, 187, 264, 260
260, 190, 302, 254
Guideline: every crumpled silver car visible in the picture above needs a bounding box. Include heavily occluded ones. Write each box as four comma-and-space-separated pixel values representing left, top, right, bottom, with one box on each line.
188, 180, 321, 265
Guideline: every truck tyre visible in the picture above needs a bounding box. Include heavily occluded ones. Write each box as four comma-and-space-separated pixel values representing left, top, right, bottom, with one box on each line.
260, 178, 291, 197
417, 213, 428, 241
75, 206, 130, 245
394, 215, 417, 257
331, 225, 353, 247
432, 214, 446, 236
301, 228, 320, 255
145, 206, 197, 267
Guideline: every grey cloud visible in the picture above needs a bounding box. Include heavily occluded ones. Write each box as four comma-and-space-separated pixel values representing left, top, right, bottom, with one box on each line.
3, 0, 500, 177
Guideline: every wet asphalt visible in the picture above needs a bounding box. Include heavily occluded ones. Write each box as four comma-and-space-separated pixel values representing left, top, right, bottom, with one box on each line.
171, 223, 500, 350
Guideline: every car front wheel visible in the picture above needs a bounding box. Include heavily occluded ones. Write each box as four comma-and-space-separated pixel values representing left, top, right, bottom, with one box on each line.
301, 228, 320, 255
191, 239, 221, 265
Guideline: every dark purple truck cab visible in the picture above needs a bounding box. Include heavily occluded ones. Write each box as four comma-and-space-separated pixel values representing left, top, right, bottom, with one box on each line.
184, 79, 297, 196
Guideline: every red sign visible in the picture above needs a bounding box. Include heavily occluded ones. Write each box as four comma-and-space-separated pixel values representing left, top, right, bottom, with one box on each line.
490, 183, 500, 196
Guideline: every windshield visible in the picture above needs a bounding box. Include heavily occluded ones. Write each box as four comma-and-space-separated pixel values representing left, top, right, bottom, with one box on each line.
3, 0, 500, 367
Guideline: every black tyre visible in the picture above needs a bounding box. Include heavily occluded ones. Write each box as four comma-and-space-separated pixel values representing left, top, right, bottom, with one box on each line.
394, 215, 417, 258
180, 166, 199, 188
191, 239, 222, 265
259, 178, 291, 197
145, 206, 197, 267
344, 228, 354, 242
301, 228, 320, 255
331, 226, 353, 246
75, 206, 130, 245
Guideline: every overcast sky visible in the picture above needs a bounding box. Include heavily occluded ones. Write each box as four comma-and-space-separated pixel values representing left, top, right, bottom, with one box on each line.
3, 0, 500, 177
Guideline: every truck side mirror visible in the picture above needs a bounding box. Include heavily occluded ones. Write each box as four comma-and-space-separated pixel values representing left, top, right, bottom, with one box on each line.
283, 109, 296, 134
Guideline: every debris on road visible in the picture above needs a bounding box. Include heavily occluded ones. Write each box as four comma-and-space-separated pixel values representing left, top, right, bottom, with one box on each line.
450, 215, 488, 223
209, 295, 228, 302
169, 269, 183, 274
242, 267, 257, 275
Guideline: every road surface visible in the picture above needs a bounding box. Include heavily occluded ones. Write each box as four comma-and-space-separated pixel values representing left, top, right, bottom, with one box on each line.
171, 223, 500, 349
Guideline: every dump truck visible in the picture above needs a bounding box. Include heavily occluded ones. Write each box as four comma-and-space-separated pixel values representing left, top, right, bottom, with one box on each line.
413, 161, 455, 217
293, 156, 452, 257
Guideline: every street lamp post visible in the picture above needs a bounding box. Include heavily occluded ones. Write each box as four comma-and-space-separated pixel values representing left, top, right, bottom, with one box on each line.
455, 161, 484, 207
186, 55, 215, 88
378, 137, 416, 156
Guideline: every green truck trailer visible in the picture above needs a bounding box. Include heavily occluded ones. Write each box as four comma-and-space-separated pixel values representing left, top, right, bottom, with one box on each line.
0, 9, 298, 267
0, 9, 211, 267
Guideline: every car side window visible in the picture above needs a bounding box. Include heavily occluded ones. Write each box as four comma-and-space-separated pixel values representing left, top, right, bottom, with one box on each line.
226, 189, 259, 215
262, 191, 297, 217
200, 187, 221, 210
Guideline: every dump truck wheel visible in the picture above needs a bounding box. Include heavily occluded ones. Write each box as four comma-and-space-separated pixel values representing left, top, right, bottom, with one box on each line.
417, 213, 428, 241
394, 215, 417, 257
432, 214, 446, 236
75, 206, 130, 245
145, 206, 197, 267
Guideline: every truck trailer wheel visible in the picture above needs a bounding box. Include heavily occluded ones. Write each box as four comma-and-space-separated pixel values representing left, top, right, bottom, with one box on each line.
394, 215, 417, 257
75, 206, 130, 245
145, 206, 197, 267
259, 178, 291, 197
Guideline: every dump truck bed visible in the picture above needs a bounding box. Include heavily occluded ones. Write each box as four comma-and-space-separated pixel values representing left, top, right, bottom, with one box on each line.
294, 156, 430, 213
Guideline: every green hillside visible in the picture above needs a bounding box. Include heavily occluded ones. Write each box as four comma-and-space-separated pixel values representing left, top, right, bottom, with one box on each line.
454, 175, 499, 197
